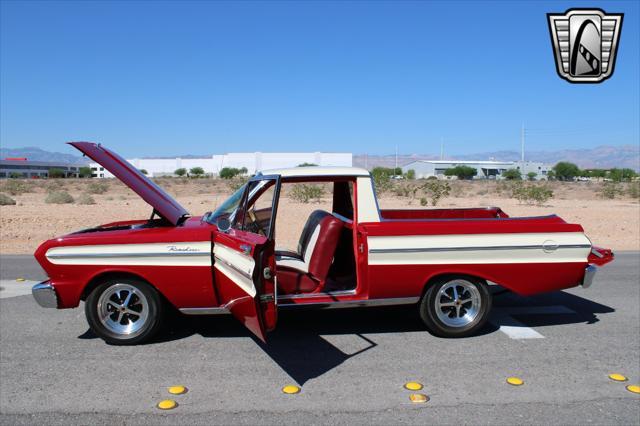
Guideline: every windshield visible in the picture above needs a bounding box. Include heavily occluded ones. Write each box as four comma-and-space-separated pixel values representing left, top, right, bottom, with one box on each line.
207, 183, 247, 225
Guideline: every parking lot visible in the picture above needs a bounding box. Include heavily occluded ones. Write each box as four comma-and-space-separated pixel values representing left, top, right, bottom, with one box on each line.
1, 252, 639, 425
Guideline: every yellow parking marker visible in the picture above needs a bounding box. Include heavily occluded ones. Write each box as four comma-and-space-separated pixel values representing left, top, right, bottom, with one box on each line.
506, 377, 524, 386
404, 382, 423, 391
626, 385, 640, 394
409, 393, 429, 403
168, 385, 188, 395
282, 385, 301, 394
608, 373, 628, 382
157, 399, 177, 410
16, 278, 25, 282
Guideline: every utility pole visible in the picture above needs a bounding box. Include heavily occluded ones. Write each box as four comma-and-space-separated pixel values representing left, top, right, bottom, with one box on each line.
440, 137, 444, 160
521, 123, 525, 163
395, 145, 398, 174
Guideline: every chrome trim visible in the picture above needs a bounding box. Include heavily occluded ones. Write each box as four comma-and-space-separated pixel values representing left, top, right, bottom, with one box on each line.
180, 307, 230, 315
582, 265, 597, 289
46, 251, 209, 259
214, 255, 253, 280
369, 244, 591, 254
32, 281, 58, 308
277, 289, 357, 300
179, 296, 419, 314
591, 247, 604, 258
279, 296, 419, 309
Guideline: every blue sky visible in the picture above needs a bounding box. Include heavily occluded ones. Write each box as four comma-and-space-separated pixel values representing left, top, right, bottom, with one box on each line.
1, 0, 638, 157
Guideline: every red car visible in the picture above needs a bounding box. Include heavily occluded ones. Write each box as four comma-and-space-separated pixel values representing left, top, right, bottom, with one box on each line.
32, 142, 614, 344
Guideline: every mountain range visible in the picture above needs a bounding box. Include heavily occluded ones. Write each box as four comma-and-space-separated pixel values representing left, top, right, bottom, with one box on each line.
2, 144, 638, 171
353, 145, 639, 171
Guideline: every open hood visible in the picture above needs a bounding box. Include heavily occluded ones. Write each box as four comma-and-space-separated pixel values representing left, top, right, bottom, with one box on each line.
69, 142, 189, 226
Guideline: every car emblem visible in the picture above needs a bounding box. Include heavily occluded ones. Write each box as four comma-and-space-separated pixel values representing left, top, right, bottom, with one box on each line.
547, 8, 623, 83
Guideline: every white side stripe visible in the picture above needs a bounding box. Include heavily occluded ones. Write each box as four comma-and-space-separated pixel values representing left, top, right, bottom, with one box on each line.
46, 242, 211, 266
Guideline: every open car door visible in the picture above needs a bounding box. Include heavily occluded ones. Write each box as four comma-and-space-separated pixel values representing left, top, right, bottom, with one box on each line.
211, 176, 280, 342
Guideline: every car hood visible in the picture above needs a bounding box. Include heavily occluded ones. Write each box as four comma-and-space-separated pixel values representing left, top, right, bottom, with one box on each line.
69, 142, 189, 225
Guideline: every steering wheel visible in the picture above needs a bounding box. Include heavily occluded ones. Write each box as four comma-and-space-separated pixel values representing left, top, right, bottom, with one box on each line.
247, 208, 266, 236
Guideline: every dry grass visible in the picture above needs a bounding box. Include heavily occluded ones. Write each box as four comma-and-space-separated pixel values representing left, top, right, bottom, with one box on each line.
0, 178, 638, 254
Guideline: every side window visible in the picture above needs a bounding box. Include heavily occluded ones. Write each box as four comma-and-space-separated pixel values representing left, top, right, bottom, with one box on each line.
234, 180, 278, 238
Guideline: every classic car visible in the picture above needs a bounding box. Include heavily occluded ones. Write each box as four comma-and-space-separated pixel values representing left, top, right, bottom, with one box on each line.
32, 142, 614, 345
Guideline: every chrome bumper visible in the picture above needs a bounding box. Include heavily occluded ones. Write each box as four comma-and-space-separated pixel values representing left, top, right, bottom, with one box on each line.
32, 281, 58, 308
582, 265, 597, 289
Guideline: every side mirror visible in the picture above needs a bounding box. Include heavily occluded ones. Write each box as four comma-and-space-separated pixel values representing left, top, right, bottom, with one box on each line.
216, 217, 231, 233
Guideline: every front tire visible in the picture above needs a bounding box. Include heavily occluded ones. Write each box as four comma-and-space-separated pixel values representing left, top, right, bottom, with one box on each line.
419, 276, 491, 338
85, 277, 164, 345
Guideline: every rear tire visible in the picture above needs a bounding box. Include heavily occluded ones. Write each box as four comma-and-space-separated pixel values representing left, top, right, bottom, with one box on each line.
419, 276, 491, 338
85, 277, 164, 345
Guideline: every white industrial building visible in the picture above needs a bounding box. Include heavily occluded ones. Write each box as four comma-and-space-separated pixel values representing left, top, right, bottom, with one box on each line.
401, 160, 551, 180
91, 152, 352, 178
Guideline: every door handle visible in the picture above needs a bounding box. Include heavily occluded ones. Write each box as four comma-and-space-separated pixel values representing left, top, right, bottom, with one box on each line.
240, 244, 251, 255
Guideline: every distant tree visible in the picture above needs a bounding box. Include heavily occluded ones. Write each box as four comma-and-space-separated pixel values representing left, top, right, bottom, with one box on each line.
553, 162, 580, 181
527, 171, 537, 181
174, 168, 187, 177
189, 167, 205, 177
139, 169, 148, 175
502, 168, 522, 180
589, 169, 607, 180
78, 167, 93, 178
48, 168, 65, 178
371, 167, 394, 193
297, 162, 318, 167
393, 167, 402, 176
219, 167, 240, 179
9, 172, 22, 179
444, 165, 477, 180
239, 167, 248, 175
608, 168, 637, 182
405, 169, 416, 180
546, 170, 556, 180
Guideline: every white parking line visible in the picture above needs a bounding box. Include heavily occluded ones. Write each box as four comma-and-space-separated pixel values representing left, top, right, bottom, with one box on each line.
0, 280, 38, 299
491, 305, 577, 339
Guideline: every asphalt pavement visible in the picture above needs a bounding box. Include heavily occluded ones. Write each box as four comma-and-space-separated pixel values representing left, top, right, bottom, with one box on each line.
1, 253, 639, 425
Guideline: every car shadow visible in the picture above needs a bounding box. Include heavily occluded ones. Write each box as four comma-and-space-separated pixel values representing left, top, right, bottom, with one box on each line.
78, 290, 614, 385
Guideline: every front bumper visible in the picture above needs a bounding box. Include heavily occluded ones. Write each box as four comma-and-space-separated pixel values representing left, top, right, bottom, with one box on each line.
32, 281, 58, 308
582, 265, 597, 289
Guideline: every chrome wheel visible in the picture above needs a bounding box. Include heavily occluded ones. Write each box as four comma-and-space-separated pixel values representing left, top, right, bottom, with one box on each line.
435, 279, 481, 328
97, 283, 149, 335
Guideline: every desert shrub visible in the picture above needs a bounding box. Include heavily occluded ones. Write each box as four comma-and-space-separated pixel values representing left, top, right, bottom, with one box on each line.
608, 168, 638, 182
405, 169, 416, 180
628, 182, 640, 199
394, 182, 418, 198
419, 180, 451, 206
2, 179, 32, 195
511, 182, 554, 205
45, 180, 64, 192
174, 168, 187, 177
599, 182, 624, 199
86, 181, 109, 194
0, 193, 16, 205
527, 172, 538, 181
45, 191, 74, 204
290, 184, 324, 203
76, 193, 96, 205
227, 176, 249, 192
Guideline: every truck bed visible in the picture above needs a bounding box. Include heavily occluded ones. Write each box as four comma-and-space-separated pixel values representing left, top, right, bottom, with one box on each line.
380, 207, 509, 220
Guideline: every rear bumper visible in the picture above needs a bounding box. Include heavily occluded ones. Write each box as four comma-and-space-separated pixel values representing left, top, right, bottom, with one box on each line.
582, 265, 598, 289
32, 281, 58, 308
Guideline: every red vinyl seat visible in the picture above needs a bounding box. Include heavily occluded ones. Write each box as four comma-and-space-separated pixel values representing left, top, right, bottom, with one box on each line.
275, 210, 343, 294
